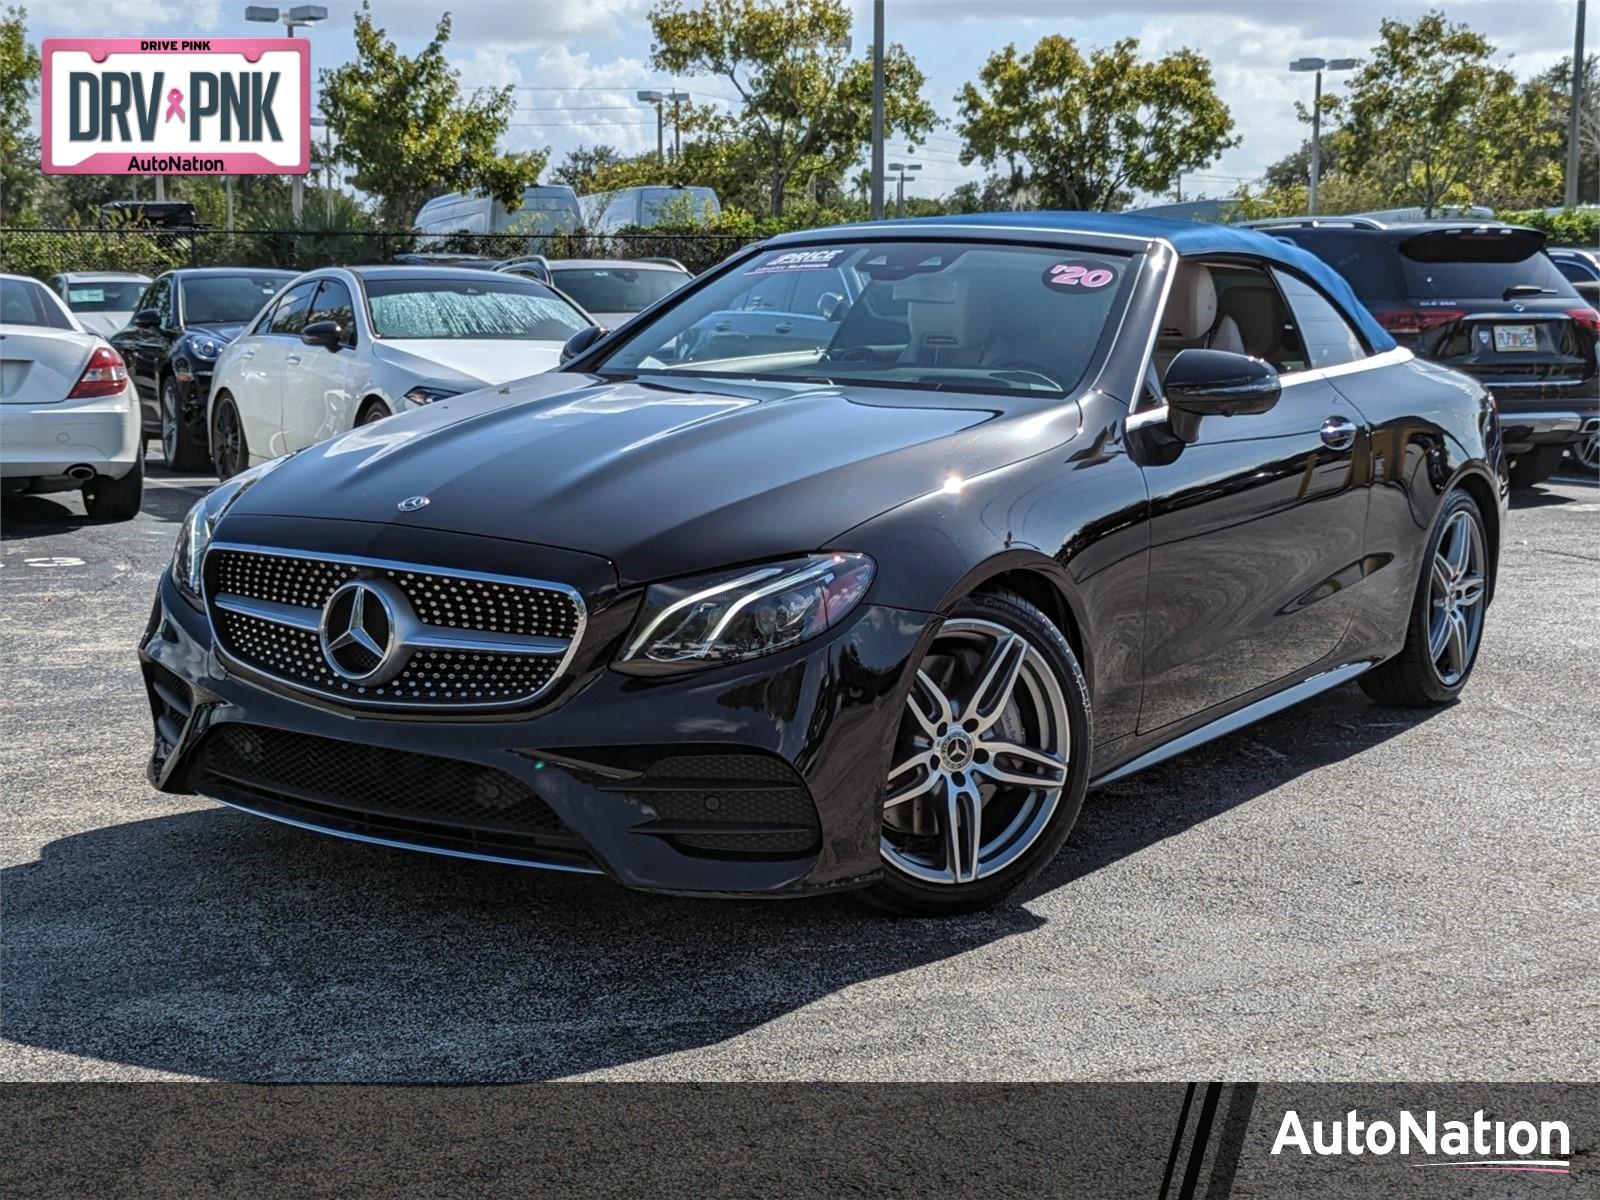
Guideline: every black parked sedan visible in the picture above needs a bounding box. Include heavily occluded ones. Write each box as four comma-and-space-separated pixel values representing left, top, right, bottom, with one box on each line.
140, 214, 1506, 913
110, 268, 295, 469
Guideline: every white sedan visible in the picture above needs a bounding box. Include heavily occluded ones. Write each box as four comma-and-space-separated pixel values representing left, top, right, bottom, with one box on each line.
205, 265, 594, 477
48, 271, 152, 338
1, 274, 143, 520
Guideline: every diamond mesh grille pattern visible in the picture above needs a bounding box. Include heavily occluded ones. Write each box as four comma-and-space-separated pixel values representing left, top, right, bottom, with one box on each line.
621, 752, 820, 856
205, 547, 580, 708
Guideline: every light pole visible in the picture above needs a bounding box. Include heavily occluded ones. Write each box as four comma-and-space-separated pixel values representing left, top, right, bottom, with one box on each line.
870, 0, 885, 220
246, 5, 328, 222
1289, 56, 1357, 215
1566, 0, 1588, 208
889, 161, 921, 219
637, 90, 666, 164
310, 116, 333, 222
665, 90, 689, 160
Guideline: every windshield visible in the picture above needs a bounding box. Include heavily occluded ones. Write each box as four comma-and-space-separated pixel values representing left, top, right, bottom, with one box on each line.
551, 267, 687, 314
65, 281, 146, 312
593, 240, 1135, 395
365, 276, 590, 341
181, 274, 292, 324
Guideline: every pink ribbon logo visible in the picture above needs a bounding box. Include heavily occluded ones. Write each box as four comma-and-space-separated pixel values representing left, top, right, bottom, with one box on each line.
164, 88, 185, 123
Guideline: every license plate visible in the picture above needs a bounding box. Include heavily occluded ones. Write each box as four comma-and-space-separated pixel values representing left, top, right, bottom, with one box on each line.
1493, 324, 1537, 352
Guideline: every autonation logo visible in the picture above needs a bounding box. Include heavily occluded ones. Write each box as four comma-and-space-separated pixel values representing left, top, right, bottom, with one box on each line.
1273, 1109, 1572, 1175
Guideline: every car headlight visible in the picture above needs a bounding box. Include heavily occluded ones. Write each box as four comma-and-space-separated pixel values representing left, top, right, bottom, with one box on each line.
170, 456, 291, 606
404, 385, 459, 407
191, 338, 221, 359
616, 553, 875, 673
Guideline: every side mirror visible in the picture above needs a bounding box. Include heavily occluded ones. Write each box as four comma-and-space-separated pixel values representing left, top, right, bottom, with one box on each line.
817, 291, 845, 321
301, 320, 344, 350
1162, 348, 1281, 443
559, 324, 607, 364
134, 307, 161, 329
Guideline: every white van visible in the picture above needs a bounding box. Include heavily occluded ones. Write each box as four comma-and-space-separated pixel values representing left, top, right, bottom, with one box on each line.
580, 186, 722, 233
414, 185, 583, 239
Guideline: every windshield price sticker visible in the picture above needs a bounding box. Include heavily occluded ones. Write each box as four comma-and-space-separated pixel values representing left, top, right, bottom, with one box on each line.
1043, 261, 1117, 291
746, 249, 847, 276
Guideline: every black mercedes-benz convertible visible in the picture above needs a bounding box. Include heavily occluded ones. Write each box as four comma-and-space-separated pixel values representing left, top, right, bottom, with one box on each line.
140, 213, 1507, 913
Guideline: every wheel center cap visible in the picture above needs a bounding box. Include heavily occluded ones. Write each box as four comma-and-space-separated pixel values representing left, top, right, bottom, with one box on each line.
938, 729, 975, 771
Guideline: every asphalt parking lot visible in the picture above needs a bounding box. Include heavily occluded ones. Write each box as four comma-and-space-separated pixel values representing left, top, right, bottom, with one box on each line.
1, 458, 1596, 1082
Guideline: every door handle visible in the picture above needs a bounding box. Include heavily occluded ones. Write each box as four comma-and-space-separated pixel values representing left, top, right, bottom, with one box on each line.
1320, 415, 1358, 451
284, 354, 302, 366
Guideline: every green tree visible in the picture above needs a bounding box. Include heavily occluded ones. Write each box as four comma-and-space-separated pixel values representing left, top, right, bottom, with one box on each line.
550, 144, 621, 194
649, 0, 936, 217
1338, 12, 1561, 214
955, 35, 1237, 212
1526, 53, 1599, 205
319, 2, 546, 227
1, 6, 41, 221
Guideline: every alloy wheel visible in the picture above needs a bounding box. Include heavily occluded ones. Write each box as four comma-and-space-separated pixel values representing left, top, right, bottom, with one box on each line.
214, 401, 244, 478
1426, 508, 1486, 687
1574, 434, 1600, 474
881, 618, 1070, 885
160, 381, 178, 462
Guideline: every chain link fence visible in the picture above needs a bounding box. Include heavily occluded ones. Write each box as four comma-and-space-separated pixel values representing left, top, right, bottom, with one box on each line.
0, 227, 763, 280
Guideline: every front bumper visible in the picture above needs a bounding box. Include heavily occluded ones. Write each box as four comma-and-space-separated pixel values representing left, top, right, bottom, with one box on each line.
140, 568, 933, 897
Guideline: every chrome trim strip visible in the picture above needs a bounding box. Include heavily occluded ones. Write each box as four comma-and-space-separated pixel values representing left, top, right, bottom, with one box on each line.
204, 541, 589, 712
406, 627, 570, 656
214, 593, 322, 632
1090, 661, 1373, 787
210, 795, 605, 875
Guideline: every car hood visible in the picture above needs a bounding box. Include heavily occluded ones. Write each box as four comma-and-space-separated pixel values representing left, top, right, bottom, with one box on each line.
188, 321, 248, 343
371, 339, 564, 390
227, 371, 1079, 585
75, 311, 133, 338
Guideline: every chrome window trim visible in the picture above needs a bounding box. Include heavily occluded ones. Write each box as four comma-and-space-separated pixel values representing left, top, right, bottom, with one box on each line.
203, 541, 589, 712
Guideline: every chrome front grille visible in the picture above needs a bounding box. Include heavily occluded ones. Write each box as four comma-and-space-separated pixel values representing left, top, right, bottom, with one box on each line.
204, 544, 585, 710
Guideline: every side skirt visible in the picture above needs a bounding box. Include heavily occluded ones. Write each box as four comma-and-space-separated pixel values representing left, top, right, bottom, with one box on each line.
1089, 661, 1374, 788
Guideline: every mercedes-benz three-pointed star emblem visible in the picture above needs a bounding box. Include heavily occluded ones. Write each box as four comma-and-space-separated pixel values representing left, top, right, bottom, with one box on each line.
319, 579, 403, 684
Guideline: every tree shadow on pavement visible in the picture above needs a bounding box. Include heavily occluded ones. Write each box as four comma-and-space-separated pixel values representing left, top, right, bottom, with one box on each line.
1, 805, 1043, 1082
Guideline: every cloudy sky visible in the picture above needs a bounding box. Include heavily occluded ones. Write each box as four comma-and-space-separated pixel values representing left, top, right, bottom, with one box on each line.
25, 0, 1586, 201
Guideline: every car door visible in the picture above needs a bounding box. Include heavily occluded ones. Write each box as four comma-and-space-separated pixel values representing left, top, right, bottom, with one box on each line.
248, 280, 317, 458
1134, 259, 1372, 733
113, 274, 169, 401
220, 289, 288, 463
280, 276, 360, 451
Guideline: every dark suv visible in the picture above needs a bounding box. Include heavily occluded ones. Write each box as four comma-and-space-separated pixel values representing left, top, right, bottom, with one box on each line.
1247, 218, 1599, 486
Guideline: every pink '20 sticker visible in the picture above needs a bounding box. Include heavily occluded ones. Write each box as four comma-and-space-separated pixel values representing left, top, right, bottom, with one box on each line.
1043, 261, 1117, 291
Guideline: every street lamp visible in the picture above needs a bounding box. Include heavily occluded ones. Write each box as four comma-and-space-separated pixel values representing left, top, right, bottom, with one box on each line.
1289, 56, 1357, 215
248, 5, 328, 221
310, 116, 334, 222
888, 161, 921, 219
637, 91, 667, 164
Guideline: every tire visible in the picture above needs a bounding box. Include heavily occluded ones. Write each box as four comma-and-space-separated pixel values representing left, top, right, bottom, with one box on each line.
1508, 445, 1563, 488
159, 375, 209, 471
356, 398, 391, 426
1572, 433, 1600, 475
1359, 489, 1488, 708
81, 454, 143, 521
210, 393, 249, 480
863, 588, 1093, 915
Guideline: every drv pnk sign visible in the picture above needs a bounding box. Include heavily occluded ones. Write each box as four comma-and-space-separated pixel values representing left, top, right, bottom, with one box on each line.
42, 39, 309, 175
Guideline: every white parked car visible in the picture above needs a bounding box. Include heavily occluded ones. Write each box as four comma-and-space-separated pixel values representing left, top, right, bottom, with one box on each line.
205, 265, 594, 478
0, 274, 143, 520
47, 271, 152, 338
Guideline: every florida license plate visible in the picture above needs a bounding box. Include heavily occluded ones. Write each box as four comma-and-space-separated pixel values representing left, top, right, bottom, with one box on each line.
1493, 324, 1537, 352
